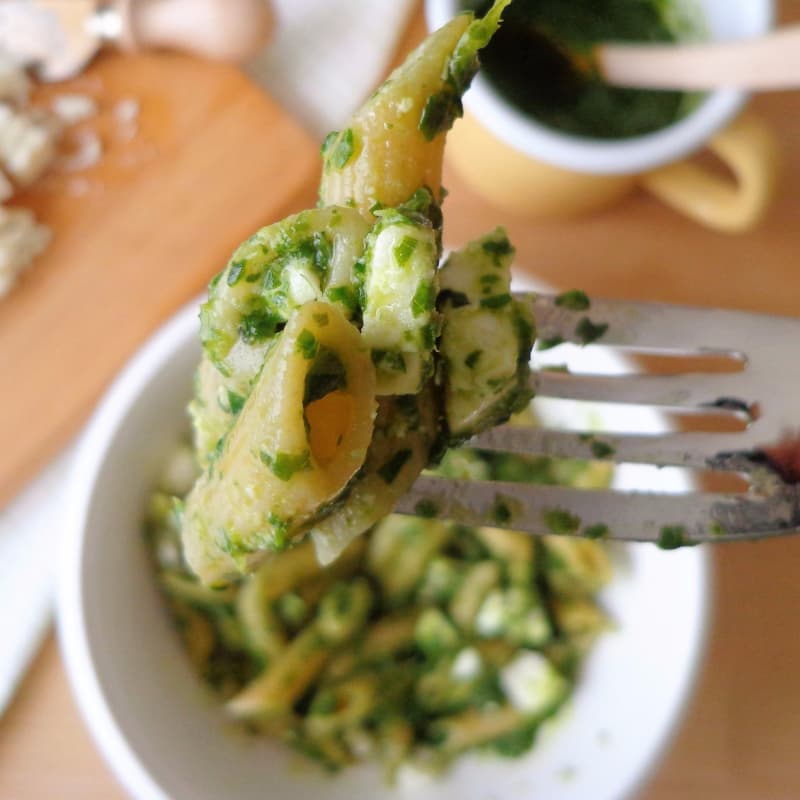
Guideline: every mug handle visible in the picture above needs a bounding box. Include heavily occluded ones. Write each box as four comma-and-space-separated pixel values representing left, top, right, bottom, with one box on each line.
639, 111, 779, 234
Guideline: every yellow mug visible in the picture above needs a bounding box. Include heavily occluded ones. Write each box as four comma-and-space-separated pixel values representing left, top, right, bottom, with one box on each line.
426, 0, 780, 234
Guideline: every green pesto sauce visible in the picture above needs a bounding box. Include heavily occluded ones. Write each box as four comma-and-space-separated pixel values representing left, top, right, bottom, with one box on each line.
467, 0, 697, 140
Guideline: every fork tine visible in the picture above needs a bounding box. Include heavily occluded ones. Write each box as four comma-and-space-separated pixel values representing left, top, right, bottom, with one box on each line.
525, 293, 798, 352
471, 422, 781, 471
536, 370, 756, 411
399, 475, 800, 544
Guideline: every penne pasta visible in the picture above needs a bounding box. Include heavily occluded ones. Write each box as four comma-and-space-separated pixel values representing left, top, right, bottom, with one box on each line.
183, 302, 376, 584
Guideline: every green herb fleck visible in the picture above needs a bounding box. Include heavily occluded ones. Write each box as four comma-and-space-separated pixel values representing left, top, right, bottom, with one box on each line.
326, 285, 359, 316
419, 90, 463, 141
378, 449, 413, 484
412, 281, 436, 317
480, 293, 512, 310
415, 499, 439, 518
710, 521, 725, 537
310, 688, 338, 715
320, 130, 338, 157
372, 349, 407, 374
543, 508, 581, 535
465, 349, 483, 368
296, 329, 319, 360
555, 289, 590, 311
575, 317, 609, 345
260, 450, 311, 481
537, 335, 565, 351
482, 236, 513, 259
583, 523, 609, 540
421, 322, 437, 350
394, 235, 418, 266
304, 347, 347, 404
239, 309, 281, 343
266, 513, 291, 550
658, 525, 687, 550
590, 440, 615, 459
326, 128, 356, 169
312, 312, 329, 327
226, 390, 245, 415
227, 260, 246, 286
492, 497, 513, 525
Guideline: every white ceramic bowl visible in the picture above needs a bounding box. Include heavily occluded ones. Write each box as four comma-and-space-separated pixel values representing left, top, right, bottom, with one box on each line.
58, 299, 711, 800
425, 0, 774, 175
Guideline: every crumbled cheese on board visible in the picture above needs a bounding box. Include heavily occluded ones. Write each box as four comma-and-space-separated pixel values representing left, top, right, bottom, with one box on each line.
51, 93, 98, 126
0, 102, 58, 185
0, 205, 51, 297
0, 54, 30, 106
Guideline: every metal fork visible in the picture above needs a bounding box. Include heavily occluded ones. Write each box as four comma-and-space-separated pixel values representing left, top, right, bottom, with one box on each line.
397, 293, 800, 546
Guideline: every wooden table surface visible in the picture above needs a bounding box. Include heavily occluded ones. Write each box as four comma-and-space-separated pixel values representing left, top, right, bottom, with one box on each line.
3, 5, 800, 799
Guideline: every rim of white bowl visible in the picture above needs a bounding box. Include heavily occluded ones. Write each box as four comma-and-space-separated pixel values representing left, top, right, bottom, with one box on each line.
58, 301, 200, 800
58, 295, 713, 800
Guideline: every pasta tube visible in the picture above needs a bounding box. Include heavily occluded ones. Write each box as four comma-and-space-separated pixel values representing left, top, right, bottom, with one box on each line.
319, 2, 511, 216
183, 302, 376, 585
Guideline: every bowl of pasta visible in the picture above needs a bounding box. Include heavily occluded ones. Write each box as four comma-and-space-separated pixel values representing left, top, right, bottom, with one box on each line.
60, 6, 709, 798
58, 289, 710, 800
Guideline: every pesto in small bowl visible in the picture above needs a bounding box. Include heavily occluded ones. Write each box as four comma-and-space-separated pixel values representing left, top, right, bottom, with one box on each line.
465, 0, 702, 140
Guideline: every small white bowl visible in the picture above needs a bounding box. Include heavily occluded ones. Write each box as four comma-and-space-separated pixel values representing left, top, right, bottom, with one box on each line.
425, 0, 774, 175
58, 299, 711, 800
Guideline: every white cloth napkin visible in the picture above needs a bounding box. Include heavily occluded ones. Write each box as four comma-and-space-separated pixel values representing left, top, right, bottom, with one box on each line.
0, 0, 416, 717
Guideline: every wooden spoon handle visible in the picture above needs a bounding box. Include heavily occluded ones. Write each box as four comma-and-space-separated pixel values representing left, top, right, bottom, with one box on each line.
598, 25, 800, 91
114, 0, 274, 63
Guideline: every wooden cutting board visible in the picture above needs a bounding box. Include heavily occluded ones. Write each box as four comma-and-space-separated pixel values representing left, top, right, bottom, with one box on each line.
0, 52, 321, 507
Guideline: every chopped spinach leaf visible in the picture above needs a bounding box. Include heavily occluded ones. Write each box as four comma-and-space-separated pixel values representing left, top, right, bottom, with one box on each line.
296, 329, 319, 360
465, 349, 483, 368
226, 390, 245, 415
583, 523, 609, 540
412, 281, 436, 317
575, 317, 609, 345
239, 309, 281, 343
590, 440, 615, 459
555, 289, 590, 311
372, 349, 407, 374
480, 293, 512, 310
378, 449, 413, 484
304, 346, 347, 405
394, 235, 419, 266
658, 525, 688, 550
227, 260, 246, 286
543, 508, 581, 534
260, 450, 311, 481
325, 128, 356, 169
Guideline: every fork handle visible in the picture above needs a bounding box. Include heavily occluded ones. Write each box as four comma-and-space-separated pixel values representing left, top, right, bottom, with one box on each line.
113, 0, 274, 63
598, 25, 800, 91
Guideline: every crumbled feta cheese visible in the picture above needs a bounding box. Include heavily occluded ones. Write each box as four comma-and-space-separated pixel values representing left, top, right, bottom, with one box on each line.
451, 647, 482, 681
51, 93, 98, 126
0, 103, 58, 185
113, 98, 140, 140
476, 587, 552, 647
0, 206, 51, 297
57, 128, 102, 173
500, 652, 568, 716
114, 97, 139, 125
0, 55, 29, 106
517, 607, 551, 647
475, 589, 505, 636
